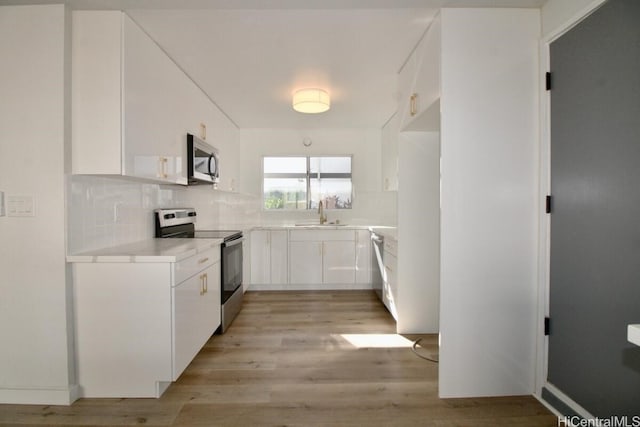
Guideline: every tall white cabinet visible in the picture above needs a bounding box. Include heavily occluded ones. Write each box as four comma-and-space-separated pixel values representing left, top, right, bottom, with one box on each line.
389, 8, 541, 398
437, 9, 540, 398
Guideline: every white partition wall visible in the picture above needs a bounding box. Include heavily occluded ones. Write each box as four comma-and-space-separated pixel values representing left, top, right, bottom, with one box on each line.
439, 8, 540, 397
397, 131, 440, 334
0, 4, 75, 404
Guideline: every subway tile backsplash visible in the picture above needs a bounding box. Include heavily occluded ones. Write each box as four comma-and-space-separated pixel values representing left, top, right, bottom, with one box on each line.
67, 175, 261, 253
67, 175, 396, 254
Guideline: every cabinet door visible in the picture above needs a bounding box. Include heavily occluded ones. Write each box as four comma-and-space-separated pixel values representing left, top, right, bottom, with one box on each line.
73, 262, 172, 398
173, 262, 220, 380
71, 11, 124, 175
397, 50, 417, 130
410, 15, 441, 129
289, 241, 323, 285
250, 230, 270, 284
398, 14, 441, 132
123, 14, 186, 184
323, 241, 356, 284
383, 250, 398, 320
355, 230, 371, 284
270, 230, 288, 284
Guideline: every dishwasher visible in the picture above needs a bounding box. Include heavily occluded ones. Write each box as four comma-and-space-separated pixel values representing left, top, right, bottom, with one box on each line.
370, 231, 385, 302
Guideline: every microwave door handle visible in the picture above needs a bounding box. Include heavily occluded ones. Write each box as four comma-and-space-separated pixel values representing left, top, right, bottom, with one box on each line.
207, 155, 214, 177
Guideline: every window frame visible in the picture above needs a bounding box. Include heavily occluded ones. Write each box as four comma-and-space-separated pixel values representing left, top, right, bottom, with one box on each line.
262, 155, 353, 211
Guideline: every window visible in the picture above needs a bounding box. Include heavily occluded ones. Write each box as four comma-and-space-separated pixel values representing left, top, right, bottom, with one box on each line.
263, 156, 352, 210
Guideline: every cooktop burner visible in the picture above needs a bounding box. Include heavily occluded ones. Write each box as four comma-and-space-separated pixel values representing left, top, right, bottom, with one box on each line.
194, 230, 242, 241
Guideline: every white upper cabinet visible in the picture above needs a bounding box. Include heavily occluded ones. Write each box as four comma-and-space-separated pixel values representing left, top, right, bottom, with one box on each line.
72, 11, 239, 188
398, 13, 441, 132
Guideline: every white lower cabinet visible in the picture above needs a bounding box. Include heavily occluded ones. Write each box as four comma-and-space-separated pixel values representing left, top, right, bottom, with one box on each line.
173, 261, 220, 379
289, 240, 324, 285
249, 228, 371, 290
355, 230, 372, 285
323, 241, 356, 284
289, 230, 356, 286
383, 239, 399, 320
72, 247, 220, 398
250, 229, 288, 285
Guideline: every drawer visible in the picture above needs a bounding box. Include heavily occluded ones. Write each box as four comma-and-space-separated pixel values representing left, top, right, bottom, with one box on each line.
174, 247, 219, 285
289, 229, 355, 242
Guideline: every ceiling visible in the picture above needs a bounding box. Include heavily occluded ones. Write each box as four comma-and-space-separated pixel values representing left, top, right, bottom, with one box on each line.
62, 0, 547, 129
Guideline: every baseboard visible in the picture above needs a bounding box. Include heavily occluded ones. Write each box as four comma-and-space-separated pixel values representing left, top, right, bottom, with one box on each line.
0, 384, 80, 405
247, 283, 374, 291
538, 382, 594, 420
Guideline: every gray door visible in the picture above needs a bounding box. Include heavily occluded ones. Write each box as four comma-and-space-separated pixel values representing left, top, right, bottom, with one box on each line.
549, 0, 640, 416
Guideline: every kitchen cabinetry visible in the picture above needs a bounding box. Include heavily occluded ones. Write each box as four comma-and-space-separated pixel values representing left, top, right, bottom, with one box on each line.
173, 260, 220, 379
397, 13, 441, 132
250, 229, 288, 285
72, 245, 220, 398
355, 229, 371, 284
72, 11, 240, 188
289, 229, 356, 285
382, 237, 399, 320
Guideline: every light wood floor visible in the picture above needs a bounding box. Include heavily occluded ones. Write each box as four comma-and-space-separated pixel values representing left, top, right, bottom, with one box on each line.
0, 291, 556, 426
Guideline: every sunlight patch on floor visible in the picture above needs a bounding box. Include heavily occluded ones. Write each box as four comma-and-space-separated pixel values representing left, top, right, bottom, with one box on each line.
338, 333, 414, 348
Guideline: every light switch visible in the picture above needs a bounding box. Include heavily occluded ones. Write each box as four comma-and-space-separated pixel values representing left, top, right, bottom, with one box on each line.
7, 195, 35, 217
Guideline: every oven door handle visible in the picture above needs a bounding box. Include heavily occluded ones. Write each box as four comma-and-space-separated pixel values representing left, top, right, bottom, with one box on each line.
223, 237, 244, 248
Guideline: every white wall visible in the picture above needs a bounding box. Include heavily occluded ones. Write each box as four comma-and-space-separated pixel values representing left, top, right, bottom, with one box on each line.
0, 4, 76, 404
239, 128, 397, 226
438, 8, 540, 398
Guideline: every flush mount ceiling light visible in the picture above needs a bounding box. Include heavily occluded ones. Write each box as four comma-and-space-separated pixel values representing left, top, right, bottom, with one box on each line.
292, 88, 330, 114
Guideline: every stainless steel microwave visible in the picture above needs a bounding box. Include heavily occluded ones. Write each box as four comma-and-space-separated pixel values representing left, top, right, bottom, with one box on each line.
187, 133, 220, 185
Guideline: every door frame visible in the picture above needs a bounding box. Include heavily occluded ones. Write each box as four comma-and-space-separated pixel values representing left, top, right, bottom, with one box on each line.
534, 0, 609, 417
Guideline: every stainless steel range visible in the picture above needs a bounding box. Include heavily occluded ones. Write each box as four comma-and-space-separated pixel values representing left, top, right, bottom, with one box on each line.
154, 208, 243, 333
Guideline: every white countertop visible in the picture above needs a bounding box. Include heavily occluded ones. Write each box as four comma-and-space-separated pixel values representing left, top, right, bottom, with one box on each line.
67, 238, 222, 263
628, 324, 640, 347
369, 226, 397, 240
252, 224, 371, 230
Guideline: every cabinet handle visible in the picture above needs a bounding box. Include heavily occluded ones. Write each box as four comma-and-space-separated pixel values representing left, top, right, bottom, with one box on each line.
159, 157, 168, 178
199, 274, 205, 295
410, 93, 418, 116
203, 273, 208, 294
198, 257, 210, 264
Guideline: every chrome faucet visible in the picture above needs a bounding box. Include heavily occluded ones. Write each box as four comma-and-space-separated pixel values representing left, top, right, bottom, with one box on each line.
318, 201, 327, 225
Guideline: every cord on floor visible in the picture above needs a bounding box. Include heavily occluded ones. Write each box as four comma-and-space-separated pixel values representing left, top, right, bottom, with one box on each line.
411, 338, 439, 363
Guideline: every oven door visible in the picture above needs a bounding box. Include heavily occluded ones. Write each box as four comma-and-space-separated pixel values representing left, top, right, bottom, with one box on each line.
221, 236, 243, 303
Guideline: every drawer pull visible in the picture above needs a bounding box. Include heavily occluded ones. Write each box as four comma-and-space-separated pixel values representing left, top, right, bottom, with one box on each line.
198, 257, 210, 264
